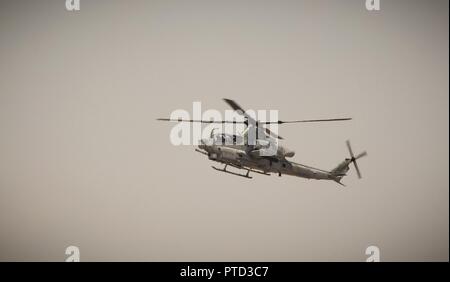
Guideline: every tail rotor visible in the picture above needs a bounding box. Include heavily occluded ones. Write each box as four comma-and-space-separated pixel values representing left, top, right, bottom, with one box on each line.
346, 140, 367, 179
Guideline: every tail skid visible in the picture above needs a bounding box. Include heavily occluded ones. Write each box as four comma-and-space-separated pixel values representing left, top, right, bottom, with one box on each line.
334, 178, 346, 187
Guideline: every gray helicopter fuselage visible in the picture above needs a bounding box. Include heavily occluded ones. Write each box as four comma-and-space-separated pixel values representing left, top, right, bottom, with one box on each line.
198, 134, 336, 181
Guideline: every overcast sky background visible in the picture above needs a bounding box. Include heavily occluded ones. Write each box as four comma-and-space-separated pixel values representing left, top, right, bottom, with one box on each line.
0, 0, 448, 261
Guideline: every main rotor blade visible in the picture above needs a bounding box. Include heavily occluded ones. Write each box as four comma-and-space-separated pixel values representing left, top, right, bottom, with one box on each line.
223, 99, 246, 113
261, 118, 352, 124
223, 99, 258, 125
264, 127, 284, 140
156, 118, 246, 124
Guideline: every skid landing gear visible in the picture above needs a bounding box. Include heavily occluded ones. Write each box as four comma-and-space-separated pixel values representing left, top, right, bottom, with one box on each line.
212, 164, 253, 179
211, 164, 271, 179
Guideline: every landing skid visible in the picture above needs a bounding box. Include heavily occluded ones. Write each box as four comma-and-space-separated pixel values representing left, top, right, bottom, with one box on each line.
211, 164, 270, 179
195, 149, 209, 156
212, 165, 252, 179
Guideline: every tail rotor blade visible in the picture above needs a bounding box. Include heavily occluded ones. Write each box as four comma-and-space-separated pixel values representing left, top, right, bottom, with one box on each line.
353, 160, 362, 179
345, 140, 366, 179
346, 140, 355, 159
355, 151, 367, 160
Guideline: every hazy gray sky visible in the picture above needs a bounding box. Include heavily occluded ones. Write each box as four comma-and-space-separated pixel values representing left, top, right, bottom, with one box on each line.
0, 0, 448, 261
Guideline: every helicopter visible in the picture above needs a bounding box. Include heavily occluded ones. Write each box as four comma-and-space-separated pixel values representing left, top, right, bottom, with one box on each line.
157, 99, 367, 186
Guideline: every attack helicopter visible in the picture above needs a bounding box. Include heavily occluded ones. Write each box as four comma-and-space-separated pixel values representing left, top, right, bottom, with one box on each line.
157, 99, 367, 186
